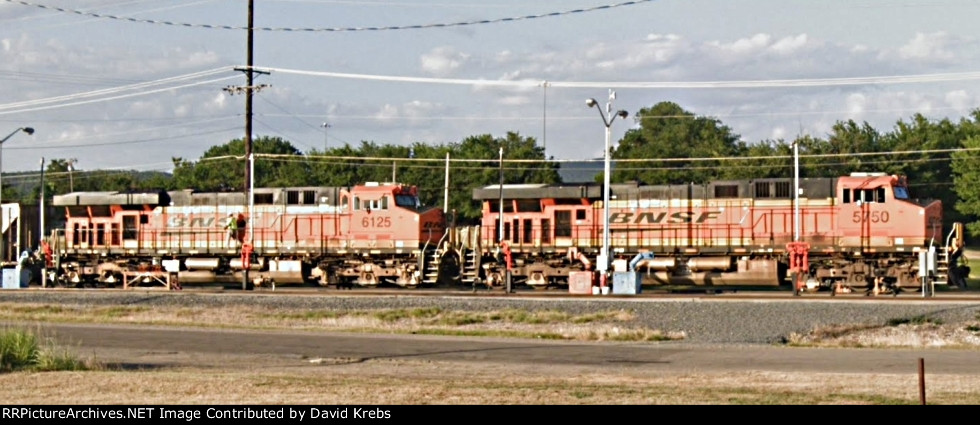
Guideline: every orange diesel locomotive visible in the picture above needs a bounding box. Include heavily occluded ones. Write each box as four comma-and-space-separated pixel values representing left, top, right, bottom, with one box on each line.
50, 182, 445, 288
468, 172, 963, 293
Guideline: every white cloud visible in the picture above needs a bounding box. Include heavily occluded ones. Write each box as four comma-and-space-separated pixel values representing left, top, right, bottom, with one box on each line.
945, 90, 971, 110
708, 33, 772, 56
770, 126, 788, 140
845, 94, 867, 116
420, 47, 469, 76
899, 32, 954, 61
770, 34, 809, 55
498, 95, 529, 106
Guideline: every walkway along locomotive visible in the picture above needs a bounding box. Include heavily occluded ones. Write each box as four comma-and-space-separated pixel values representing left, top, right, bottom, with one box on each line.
464, 172, 965, 293
47, 182, 445, 288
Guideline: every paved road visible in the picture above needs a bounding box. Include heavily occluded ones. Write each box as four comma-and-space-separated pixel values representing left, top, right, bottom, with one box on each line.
29, 322, 980, 376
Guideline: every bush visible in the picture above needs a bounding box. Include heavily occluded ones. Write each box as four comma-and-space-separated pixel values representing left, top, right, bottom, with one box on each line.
0, 327, 90, 373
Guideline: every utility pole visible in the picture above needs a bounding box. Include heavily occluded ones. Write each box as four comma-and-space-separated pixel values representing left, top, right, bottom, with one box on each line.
223, 0, 268, 291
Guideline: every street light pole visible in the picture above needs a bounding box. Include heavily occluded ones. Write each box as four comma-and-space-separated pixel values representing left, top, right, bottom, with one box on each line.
793, 140, 800, 242
39, 157, 46, 287
0, 126, 34, 266
792, 138, 802, 296
586, 91, 628, 294
67, 158, 77, 192
321, 122, 331, 151
498, 146, 504, 245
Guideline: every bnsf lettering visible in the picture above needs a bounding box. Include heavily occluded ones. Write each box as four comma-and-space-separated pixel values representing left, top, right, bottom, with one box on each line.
610, 211, 723, 224
167, 217, 218, 227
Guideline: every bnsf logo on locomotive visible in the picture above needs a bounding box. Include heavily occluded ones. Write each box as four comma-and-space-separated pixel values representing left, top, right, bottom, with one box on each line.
609, 211, 723, 224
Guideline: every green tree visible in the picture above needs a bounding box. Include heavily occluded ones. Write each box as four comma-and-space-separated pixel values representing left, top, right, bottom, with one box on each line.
172, 136, 308, 190
613, 101, 744, 184
886, 114, 964, 231
806, 120, 890, 177
951, 110, 980, 239
722, 139, 793, 180
447, 132, 560, 223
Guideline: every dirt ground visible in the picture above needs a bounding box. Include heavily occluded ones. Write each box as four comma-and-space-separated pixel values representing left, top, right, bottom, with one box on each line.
3, 351, 979, 405
1, 297, 979, 405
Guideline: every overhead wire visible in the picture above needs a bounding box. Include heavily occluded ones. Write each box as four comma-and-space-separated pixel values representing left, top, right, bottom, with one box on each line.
5, 0, 656, 32
7, 0, 980, 169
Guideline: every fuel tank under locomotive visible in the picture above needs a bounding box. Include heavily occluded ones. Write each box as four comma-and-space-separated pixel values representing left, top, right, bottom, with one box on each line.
633, 256, 781, 286
177, 257, 307, 285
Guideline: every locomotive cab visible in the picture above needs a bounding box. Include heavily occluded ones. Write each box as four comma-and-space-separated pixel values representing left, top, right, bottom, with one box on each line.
836, 173, 942, 249
345, 182, 444, 249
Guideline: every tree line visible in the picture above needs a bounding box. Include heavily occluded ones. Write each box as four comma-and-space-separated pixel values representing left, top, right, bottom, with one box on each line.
12, 101, 980, 240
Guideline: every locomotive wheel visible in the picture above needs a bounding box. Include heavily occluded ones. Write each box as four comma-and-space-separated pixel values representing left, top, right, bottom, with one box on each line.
437, 251, 462, 287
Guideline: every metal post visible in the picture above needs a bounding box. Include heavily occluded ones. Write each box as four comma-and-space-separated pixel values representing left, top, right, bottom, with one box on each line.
444, 153, 450, 212
244, 152, 255, 291
321, 122, 330, 151
67, 158, 77, 192
541, 80, 548, 155
919, 358, 927, 405
794, 141, 800, 242
793, 140, 800, 296
602, 94, 612, 277
499, 147, 511, 293
587, 91, 628, 295
498, 147, 504, 244
39, 157, 45, 287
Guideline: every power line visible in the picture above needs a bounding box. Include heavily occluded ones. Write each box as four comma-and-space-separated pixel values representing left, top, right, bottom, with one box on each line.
0, 67, 233, 114
5, 0, 655, 31
251, 145, 980, 165
268, 66, 980, 89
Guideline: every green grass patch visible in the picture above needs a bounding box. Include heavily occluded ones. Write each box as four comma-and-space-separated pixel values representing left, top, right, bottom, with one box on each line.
0, 327, 93, 373
887, 316, 942, 326
99, 306, 150, 318
0, 303, 676, 342
263, 310, 352, 320
373, 307, 443, 322
1, 305, 68, 315
410, 328, 569, 340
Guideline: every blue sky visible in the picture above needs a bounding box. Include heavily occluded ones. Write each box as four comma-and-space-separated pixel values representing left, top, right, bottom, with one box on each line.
2, 0, 980, 175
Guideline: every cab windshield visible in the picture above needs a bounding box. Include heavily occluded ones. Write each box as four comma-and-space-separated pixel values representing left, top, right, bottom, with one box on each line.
395, 194, 419, 209
893, 186, 909, 200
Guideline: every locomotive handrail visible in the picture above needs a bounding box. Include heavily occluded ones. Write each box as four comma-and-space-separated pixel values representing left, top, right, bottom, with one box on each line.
944, 222, 964, 253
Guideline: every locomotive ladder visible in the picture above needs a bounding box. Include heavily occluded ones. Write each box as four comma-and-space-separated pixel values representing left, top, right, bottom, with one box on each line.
421, 247, 480, 287
934, 222, 965, 286
934, 249, 950, 286
422, 247, 441, 285
460, 248, 480, 286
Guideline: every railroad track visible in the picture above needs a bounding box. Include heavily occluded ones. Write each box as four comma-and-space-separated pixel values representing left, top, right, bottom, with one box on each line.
10, 283, 980, 302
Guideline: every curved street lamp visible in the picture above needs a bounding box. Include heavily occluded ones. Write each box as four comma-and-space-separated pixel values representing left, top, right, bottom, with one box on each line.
0, 126, 34, 265
586, 91, 628, 292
